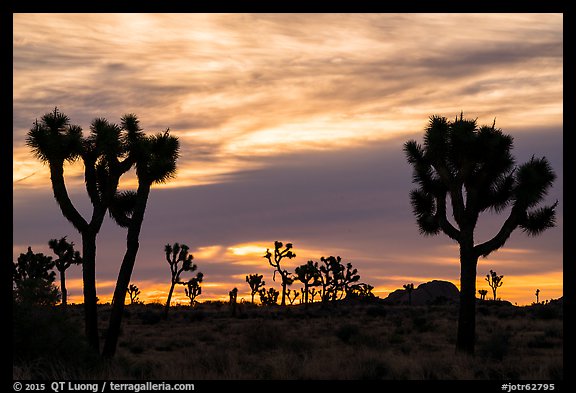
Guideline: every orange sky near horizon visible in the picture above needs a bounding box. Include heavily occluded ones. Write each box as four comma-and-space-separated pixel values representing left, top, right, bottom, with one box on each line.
13, 13, 563, 307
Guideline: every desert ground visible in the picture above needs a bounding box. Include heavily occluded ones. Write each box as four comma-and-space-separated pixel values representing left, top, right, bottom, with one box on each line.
13, 298, 562, 380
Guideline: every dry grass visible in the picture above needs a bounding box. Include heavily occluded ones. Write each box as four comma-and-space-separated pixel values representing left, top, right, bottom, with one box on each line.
13, 300, 563, 380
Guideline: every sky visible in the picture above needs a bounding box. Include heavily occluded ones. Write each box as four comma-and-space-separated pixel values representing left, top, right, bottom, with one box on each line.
12, 13, 563, 306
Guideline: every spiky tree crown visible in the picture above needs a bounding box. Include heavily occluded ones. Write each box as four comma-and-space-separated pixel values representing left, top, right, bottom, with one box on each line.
404, 113, 557, 257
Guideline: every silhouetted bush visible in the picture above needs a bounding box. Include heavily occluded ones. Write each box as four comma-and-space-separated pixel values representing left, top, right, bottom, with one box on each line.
413, 316, 434, 332
532, 303, 562, 320
186, 310, 206, 322
479, 331, 511, 361
138, 309, 163, 325
13, 304, 98, 378
335, 323, 360, 343
366, 306, 387, 318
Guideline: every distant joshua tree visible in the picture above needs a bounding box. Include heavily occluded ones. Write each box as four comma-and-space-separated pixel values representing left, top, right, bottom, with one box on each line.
163, 243, 197, 319
486, 270, 504, 301
264, 241, 296, 306
478, 289, 488, 300
404, 113, 557, 354
127, 284, 141, 304
318, 256, 363, 302
403, 283, 415, 305
246, 274, 265, 304
229, 287, 238, 316
348, 283, 375, 299
259, 287, 280, 306
535, 288, 540, 304
294, 260, 321, 305
48, 236, 82, 307
184, 272, 204, 307
309, 287, 320, 303
286, 288, 300, 305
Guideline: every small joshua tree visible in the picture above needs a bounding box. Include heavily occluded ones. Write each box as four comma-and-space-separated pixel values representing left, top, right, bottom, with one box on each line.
294, 260, 321, 305
246, 273, 265, 304
486, 270, 504, 301
48, 236, 82, 307
264, 241, 296, 306
535, 288, 540, 304
478, 289, 488, 300
229, 287, 238, 316
318, 256, 363, 302
319, 256, 343, 302
342, 262, 361, 298
403, 283, 415, 305
309, 287, 320, 303
184, 272, 204, 307
164, 243, 196, 318
259, 287, 279, 306
127, 284, 141, 304
286, 288, 300, 305
348, 283, 375, 299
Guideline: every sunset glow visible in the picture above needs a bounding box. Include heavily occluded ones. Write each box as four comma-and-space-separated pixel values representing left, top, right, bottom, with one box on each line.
13, 13, 562, 306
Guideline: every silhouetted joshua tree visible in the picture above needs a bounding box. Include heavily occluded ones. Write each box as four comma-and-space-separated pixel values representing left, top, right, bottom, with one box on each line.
127, 283, 141, 304
264, 241, 296, 306
318, 256, 362, 302
229, 287, 238, 316
404, 113, 557, 354
48, 236, 82, 307
184, 272, 204, 307
103, 125, 179, 358
341, 262, 361, 298
348, 283, 375, 299
27, 108, 138, 352
478, 289, 488, 300
246, 273, 265, 304
486, 270, 504, 301
259, 287, 280, 306
286, 288, 300, 305
163, 243, 196, 318
13, 247, 60, 306
535, 288, 540, 304
295, 260, 322, 305
319, 256, 342, 302
403, 283, 415, 305
309, 287, 320, 303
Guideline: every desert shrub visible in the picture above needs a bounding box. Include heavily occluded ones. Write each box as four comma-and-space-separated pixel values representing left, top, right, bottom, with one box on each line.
478, 331, 511, 360
243, 321, 286, 352
127, 359, 155, 379
356, 357, 390, 380
13, 304, 98, 378
413, 316, 434, 332
527, 333, 557, 349
532, 304, 562, 320
365, 306, 387, 318
186, 310, 206, 322
335, 323, 360, 343
138, 309, 163, 325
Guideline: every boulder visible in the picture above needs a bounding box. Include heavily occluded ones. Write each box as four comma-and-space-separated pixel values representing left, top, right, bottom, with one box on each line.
383, 280, 459, 305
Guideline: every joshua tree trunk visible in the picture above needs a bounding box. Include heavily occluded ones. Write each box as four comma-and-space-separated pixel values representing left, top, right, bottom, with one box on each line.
102, 183, 150, 358
81, 230, 99, 352
456, 241, 478, 354
280, 280, 287, 306
59, 269, 67, 306
165, 281, 178, 318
